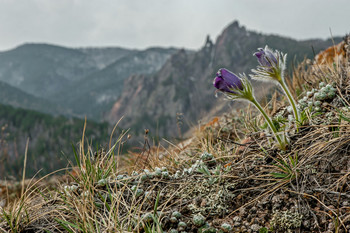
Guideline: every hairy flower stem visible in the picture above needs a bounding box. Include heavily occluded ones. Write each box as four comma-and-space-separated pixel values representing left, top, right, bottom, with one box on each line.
250, 98, 287, 150
277, 74, 299, 123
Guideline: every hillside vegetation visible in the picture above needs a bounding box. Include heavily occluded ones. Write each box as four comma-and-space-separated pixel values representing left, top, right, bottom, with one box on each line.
0, 37, 349, 232
0, 81, 65, 115
0, 104, 111, 178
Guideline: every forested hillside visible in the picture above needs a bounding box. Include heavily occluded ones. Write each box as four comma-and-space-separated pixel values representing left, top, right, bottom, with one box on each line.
0, 104, 111, 178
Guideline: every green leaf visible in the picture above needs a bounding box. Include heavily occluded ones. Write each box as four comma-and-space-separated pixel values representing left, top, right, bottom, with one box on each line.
72, 143, 80, 168
271, 172, 288, 179
55, 218, 82, 232
259, 227, 269, 233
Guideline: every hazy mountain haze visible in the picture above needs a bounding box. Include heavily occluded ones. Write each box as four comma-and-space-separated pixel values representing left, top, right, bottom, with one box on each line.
0, 0, 348, 51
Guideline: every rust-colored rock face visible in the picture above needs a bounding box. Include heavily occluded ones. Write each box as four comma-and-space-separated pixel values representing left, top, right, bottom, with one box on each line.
315, 41, 347, 66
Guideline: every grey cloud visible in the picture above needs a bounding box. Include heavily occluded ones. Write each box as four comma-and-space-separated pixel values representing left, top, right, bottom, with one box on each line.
0, 0, 348, 51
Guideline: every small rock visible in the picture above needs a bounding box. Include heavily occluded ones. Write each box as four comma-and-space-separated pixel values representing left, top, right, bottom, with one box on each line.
251, 218, 259, 225
328, 222, 335, 231
233, 221, 240, 227
239, 207, 247, 217
272, 195, 281, 203
0, 199, 6, 208
250, 206, 257, 213
232, 216, 241, 222
303, 220, 310, 228
250, 224, 261, 232
220, 223, 232, 232
237, 137, 252, 153
272, 203, 281, 210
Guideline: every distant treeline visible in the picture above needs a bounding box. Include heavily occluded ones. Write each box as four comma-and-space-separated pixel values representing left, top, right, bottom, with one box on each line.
0, 104, 114, 179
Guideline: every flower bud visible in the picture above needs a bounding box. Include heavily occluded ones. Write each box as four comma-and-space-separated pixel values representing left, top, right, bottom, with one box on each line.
254, 46, 278, 70
213, 68, 243, 94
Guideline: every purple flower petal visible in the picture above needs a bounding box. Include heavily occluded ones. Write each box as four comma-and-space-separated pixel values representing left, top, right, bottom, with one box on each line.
254, 46, 278, 72
213, 68, 243, 94
254, 48, 270, 67
264, 47, 277, 64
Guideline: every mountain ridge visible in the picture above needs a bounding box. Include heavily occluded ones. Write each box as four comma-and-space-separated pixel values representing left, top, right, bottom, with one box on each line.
0, 80, 68, 115
49, 47, 179, 119
0, 43, 178, 120
107, 21, 343, 138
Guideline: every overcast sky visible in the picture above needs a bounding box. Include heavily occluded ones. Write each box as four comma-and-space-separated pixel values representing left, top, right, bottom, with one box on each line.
0, 0, 349, 51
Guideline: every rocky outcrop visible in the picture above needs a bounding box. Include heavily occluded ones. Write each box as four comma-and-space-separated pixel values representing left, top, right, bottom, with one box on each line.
107, 21, 343, 139
107, 44, 217, 137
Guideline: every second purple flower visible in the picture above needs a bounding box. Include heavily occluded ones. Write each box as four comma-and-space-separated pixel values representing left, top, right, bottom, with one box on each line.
254, 46, 278, 70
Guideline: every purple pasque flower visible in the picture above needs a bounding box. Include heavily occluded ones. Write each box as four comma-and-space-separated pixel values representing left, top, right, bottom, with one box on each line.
254, 46, 278, 71
252, 46, 299, 122
252, 46, 286, 83
213, 68, 243, 94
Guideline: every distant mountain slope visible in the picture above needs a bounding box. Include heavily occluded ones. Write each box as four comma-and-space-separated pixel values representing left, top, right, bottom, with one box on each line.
0, 43, 103, 97
107, 21, 343, 138
77, 47, 137, 69
0, 103, 110, 178
0, 43, 178, 120
0, 80, 67, 115
49, 47, 178, 119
